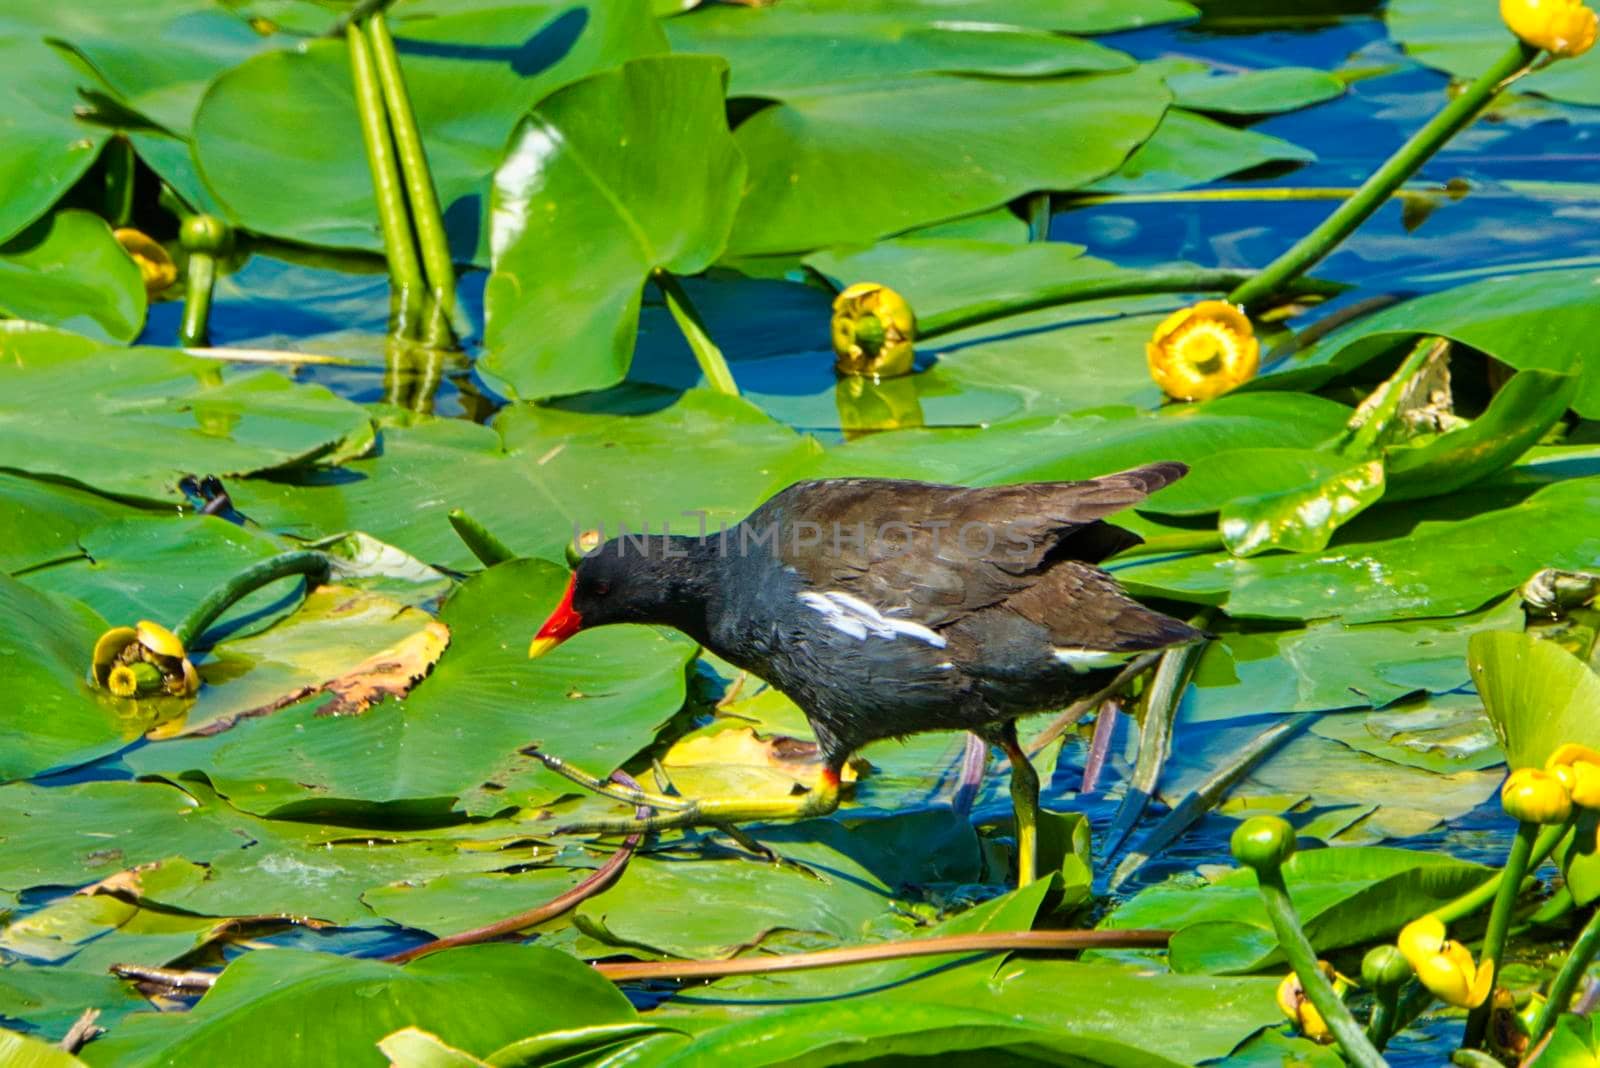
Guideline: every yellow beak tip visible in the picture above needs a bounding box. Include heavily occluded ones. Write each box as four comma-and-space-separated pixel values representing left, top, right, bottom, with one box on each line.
528, 637, 560, 659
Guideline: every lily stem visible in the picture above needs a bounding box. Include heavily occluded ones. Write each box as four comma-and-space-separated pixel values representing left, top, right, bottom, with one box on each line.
1253, 863, 1390, 1068
1228, 40, 1537, 309
655, 270, 739, 396
366, 13, 456, 343
920, 269, 1340, 339
179, 252, 217, 348
347, 21, 426, 339
1432, 820, 1570, 925
1530, 904, 1600, 1044
1462, 819, 1539, 1049
173, 551, 331, 650
1366, 982, 1402, 1050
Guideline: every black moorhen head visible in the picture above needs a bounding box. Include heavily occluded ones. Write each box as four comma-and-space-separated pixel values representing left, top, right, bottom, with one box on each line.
529, 462, 1204, 883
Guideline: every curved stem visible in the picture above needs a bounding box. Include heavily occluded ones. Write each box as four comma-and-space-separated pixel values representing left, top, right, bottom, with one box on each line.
1432, 821, 1570, 925
918, 269, 1340, 339
655, 271, 739, 396
347, 21, 425, 339
448, 509, 517, 568
593, 928, 1171, 982
1253, 865, 1390, 1068
1530, 905, 1600, 1044
1228, 41, 1538, 309
366, 14, 456, 339
1367, 982, 1402, 1051
173, 551, 331, 649
1463, 820, 1539, 1050
179, 253, 217, 348
386, 770, 650, 966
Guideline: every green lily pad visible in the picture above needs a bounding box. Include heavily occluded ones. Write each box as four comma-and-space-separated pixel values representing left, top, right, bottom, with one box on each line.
1310, 694, 1502, 774
481, 55, 746, 400
0, 473, 139, 575
1119, 475, 1600, 623
1107, 845, 1490, 973
0, 964, 150, 1043
1146, 448, 1351, 516
0, 333, 372, 503
727, 66, 1169, 255
144, 560, 695, 818
0, 211, 146, 344
21, 516, 297, 643
766, 0, 1199, 34
229, 390, 819, 572
1219, 458, 1386, 556
1469, 629, 1600, 770
1260, 267, 1600, 417
362, 867, 592, 937
1088, 108, 1314, 194
1388, 0, 1600, 108
666, 7, 1131, 97
191, 2, 666, 261
0, 38, 108, 244
0, 576, 133, 782
80, 945, 635, 1068
0, 1026, 89, 1067
0, 781, 243, 891
1167, 67, 1345, 115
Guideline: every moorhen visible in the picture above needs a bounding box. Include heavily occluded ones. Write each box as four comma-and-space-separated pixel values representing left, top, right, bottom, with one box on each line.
528, 462, 1204, 882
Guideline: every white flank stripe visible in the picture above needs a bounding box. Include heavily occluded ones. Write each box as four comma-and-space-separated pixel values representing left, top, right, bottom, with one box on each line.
799, 590, 948, 648
1052, 647, 1136, 673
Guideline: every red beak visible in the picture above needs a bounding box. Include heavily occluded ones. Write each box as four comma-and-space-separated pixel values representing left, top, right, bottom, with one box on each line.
529, 574, 582, 658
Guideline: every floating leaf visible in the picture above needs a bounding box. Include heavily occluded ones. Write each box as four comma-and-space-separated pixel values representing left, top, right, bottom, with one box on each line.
0, 39, 108, 243
80, 946, 635, 1067
481, 56, 746, 399
728, 66, 1169, 255
1167, 67, 1345, 115
1088, 108, 1314, 194
0, 211, 146, 343
1219, 458, 1385, 556
0, 472, 137, 575
665, 7, 1131, 97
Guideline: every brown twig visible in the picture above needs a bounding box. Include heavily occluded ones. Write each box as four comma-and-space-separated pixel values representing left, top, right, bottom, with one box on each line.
383, 771, 651, 965
592, 928, 1171, 982
1027, 652, 1162, 756
59, 1008, 103, 1053
108, 963, 217, 990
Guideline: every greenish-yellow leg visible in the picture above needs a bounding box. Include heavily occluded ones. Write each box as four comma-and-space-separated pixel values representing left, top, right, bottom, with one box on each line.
534, 752, 842, 835
993, 722, 1040, 886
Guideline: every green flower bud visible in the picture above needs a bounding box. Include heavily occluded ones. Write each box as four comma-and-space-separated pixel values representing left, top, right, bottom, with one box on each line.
180, 213, 234, 256
1230, 815, 1296, 872
1361, 943, 1412, 991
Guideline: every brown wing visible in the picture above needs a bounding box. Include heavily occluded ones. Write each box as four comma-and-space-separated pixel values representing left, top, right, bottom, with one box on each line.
745, 462, 1186, 630
992, 560, 1204, 653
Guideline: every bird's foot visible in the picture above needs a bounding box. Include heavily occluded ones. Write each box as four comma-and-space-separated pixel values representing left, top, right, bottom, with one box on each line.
529, 749, 843, 836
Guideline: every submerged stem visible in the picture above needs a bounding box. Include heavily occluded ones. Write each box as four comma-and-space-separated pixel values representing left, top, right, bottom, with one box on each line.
366, 14, 456, 340
655, 271, 739, 396
1229, 41, 1538, 308
347, 21, 425, 338
173, 551, 331, 649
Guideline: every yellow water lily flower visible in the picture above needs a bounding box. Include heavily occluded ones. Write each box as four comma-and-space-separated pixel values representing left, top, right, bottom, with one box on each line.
1398, 916, 1495, 1009
1275, 962, 1349, 1044
90, 620, 200, 699
1145, 300, 1259, 402
113, 228, 178, 297
1501, 0, 1598, 57
831, 283, 915, 379
1501, 766, 1574, 824
1546, 743, 1600, 808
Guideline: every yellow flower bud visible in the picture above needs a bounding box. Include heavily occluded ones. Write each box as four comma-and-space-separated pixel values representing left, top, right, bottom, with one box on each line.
113, 228, 178, 297
1547, 744, 1600, 808
1145, 300, 1259, 402
1501, 0, 1598, 57
90, 622, 200, 699
1501, 767, 1573, 824
1275, 962, 1348, 1044
831, 283, 915, 379
1398, 916, 1495, 1009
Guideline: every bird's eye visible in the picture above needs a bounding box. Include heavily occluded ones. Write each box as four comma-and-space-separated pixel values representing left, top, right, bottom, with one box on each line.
593, 580, 611, 596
